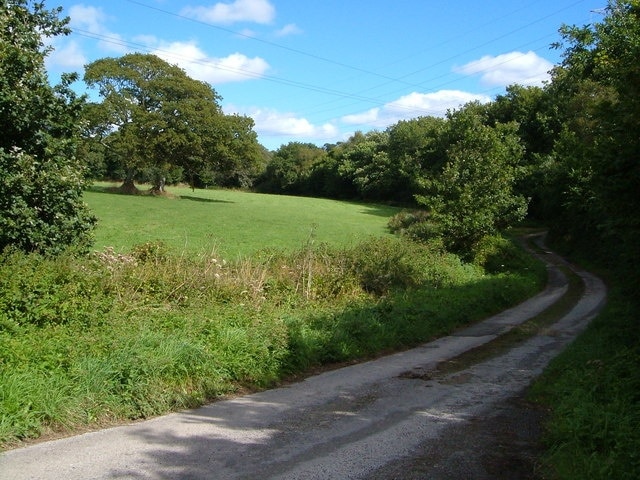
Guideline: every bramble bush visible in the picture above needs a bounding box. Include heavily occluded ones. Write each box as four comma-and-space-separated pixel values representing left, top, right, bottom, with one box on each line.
0, 248, 111, 331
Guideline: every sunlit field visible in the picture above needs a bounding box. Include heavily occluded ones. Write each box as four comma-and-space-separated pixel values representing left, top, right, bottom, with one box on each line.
85, 183, 400, 258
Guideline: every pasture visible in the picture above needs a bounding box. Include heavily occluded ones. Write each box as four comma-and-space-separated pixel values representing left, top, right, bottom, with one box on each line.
86, 184, 399, 258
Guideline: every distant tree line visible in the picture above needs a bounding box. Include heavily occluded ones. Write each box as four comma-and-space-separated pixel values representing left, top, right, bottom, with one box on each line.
1, 0, 638, 279
256, 0, 640, 273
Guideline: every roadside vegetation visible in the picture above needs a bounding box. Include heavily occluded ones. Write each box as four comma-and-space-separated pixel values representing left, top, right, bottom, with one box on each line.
1, 1, 638, 477
529, 249, 640, 480
531, 293, 639, 480
0, 227, 544, 448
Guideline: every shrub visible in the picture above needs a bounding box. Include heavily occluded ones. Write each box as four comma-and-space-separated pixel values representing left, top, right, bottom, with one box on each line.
471, 234, 541, 274
0, 233, 546, 447
131, 241, 170, 263
0, 2, 96, 254
387, 209, 430, 233
345, 237, 427, 295
0, 249, 112, 329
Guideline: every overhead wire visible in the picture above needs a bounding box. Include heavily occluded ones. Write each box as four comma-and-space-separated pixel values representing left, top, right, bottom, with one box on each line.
70, 28, 441, 116
69, 1, 594, 132
304, 31, 562, 119
72, 26, 555, 122
120, 0, 587, 111
299, 0, 589, 118
124, 0, 424, 88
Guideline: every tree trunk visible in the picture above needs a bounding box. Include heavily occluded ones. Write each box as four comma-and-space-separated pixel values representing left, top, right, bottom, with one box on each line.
119, 172, 140, 194
150, 177, 165, 195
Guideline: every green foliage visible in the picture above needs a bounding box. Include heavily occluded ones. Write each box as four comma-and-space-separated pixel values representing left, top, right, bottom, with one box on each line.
387, 209, 431, 234
0, 249, 112, 330
257, 142, 327, 194
344, 237, 429, 295
470, 234, 541, 274
334, 131, 398, 201
530, 290, 640, 480
283, 244, 540, 370
82, 53, 262, 191
0, 148, 96, 253
416, 105, 528, 255
542, 0, 640, 285
487, 85, 561, 219
0, 234, 543, 447
0, 0, 96, 253
130, 240, 171, 263
508, 5, 640, 478
386, 116, 448, 203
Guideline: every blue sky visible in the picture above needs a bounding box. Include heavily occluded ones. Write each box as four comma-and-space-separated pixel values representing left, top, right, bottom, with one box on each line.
45, 0, 606, 150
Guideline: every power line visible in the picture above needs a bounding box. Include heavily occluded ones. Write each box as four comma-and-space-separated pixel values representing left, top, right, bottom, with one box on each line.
66, 1, 594, 140
70, 28, 442, 117
124, 0, 422, 88
112, 1, 584, 118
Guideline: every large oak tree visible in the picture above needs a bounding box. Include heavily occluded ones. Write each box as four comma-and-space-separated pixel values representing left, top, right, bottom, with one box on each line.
83, 53, 261, 192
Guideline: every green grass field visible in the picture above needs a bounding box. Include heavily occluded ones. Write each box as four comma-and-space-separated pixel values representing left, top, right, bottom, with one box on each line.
85, 183, 399, 258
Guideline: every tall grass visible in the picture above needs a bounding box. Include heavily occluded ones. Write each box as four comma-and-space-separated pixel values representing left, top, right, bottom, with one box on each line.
0, 234, 545, 448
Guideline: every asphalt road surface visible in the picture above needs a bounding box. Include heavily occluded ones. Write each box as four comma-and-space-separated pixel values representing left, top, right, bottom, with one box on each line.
0, 239, 606, 479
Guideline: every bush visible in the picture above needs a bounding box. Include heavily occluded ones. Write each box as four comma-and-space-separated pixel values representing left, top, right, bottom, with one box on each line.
387, 209, 430, 233
471, 234, 540, 274
0, 249, 112, 329
131, 241, 170, 263
388, 210, 443, 245
0, 2, 96, 254
0, 148, 97, 254
0, 235, 545, 447
345, 237, 427, 295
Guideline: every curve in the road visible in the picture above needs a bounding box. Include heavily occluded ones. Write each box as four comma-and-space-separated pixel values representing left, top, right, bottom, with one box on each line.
0, 235, 606, 480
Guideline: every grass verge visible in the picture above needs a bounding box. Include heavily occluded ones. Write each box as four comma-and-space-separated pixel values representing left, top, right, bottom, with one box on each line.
529, 283, 640, 479
0, 235, 545, 449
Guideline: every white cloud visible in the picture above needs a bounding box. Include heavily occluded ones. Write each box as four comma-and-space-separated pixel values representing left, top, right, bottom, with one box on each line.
181, 0, 276, 25
237, 28, 258, 39
68, 5, 127, 54
341, 108, 380, 125
342, 90, 491, 127
227, 106, 338, 139
455, 51, 553, 87
68, 5, 106, 34
133, 34, 159, 46
46, 39, 87, 70
275, 23, 302, 37
151, 41, 270, 84
47, 5, 126, 72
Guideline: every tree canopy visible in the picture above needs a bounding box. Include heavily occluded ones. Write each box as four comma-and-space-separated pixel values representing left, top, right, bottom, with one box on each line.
0, 0, 95, 254
82, 53, 262, 192
415, 105, 527, 253
542, 0, 640, 283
